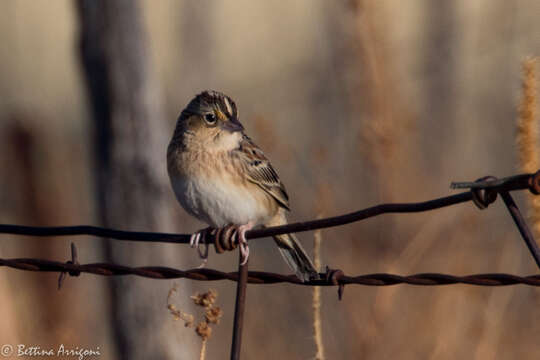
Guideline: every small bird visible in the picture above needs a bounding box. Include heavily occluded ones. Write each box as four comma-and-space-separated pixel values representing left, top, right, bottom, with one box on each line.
167, 90, 318, 281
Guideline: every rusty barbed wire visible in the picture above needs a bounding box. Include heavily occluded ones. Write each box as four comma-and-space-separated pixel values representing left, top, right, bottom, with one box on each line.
0, 171, 539, 289
2, 171, 540, 360
1, 255, 540, 286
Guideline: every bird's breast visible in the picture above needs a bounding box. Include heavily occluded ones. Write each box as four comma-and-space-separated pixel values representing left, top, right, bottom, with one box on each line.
169, 153, 276, 227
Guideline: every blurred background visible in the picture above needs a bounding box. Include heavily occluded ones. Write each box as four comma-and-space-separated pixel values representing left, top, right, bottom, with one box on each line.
0, 0, 539, 359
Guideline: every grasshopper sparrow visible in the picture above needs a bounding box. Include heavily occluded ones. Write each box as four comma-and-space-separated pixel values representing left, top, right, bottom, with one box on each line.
167, 90, 318, 281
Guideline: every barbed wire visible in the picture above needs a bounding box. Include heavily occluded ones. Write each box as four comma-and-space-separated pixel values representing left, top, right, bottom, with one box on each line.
0, 171, 539, 292
2, 171, 540, 360
2, 255, 539, 287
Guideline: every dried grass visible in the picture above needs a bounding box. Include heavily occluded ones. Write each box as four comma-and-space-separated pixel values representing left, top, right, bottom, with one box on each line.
167, 285, 195, 327
167, 285, 222, 360
516, 58, 540, 237
312, 223, 325, 360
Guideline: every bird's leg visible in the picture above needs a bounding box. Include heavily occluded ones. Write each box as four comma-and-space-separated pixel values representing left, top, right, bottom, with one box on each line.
190, 227, 213, 268
231, 222, 255, 266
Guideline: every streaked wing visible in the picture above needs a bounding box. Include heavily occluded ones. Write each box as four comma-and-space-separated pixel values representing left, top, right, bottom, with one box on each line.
234, 134, 290, 210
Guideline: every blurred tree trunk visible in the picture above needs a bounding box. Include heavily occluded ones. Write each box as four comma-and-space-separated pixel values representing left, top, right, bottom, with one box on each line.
76, 1, 193, 359
420, 1, 457, 173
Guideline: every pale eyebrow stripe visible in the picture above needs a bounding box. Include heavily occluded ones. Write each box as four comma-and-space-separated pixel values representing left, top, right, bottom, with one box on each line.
223, 96, 233, 116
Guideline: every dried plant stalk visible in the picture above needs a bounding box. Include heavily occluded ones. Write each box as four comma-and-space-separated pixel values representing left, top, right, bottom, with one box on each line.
167, 286, 222, 360
517, 58, 540, 237
166, 285, 194, 327
312, 225, 325, 360
199, 339, 207, 360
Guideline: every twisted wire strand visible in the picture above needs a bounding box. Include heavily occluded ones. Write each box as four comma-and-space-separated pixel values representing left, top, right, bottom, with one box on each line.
1, 257, 539, 286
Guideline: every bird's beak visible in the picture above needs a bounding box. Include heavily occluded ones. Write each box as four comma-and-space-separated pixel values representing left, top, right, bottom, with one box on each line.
220, 117, 244, 133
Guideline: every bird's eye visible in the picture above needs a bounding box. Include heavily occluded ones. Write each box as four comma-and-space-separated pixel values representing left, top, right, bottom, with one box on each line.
204, 113, 217, 124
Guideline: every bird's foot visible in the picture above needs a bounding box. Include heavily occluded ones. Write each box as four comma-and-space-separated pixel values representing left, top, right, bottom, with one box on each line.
190, 223, 254, 267
190, 227, 213, 268
231, 222, 255, 266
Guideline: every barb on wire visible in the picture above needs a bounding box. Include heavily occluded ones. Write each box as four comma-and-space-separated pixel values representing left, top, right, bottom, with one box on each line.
57, 242, 80, 289
451, 172, 540, 194
1, 256, 539, 286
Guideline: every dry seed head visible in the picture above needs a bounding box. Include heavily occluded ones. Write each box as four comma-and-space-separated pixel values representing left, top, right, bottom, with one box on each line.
516, 57, 540, 238
205, 306, 223, 324
196, 321, 212, 340
169, 286, 222, 350
191, 289, 218, 308
517, 57, 539, 174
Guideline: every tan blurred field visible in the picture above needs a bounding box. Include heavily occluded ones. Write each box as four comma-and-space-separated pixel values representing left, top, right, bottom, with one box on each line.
0, 1, 539, 359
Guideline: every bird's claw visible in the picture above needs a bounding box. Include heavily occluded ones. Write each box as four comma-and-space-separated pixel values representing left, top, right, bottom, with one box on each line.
232, 223, 253, 266
190, 223, 253, 267
189, 232, 201, 248
190, 227, 211, 267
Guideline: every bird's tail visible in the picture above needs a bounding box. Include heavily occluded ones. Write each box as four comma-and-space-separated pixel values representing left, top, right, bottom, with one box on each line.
273, 232, 319, 282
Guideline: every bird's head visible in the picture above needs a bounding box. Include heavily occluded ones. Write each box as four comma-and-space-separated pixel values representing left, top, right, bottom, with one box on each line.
174, 90, 244, 151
